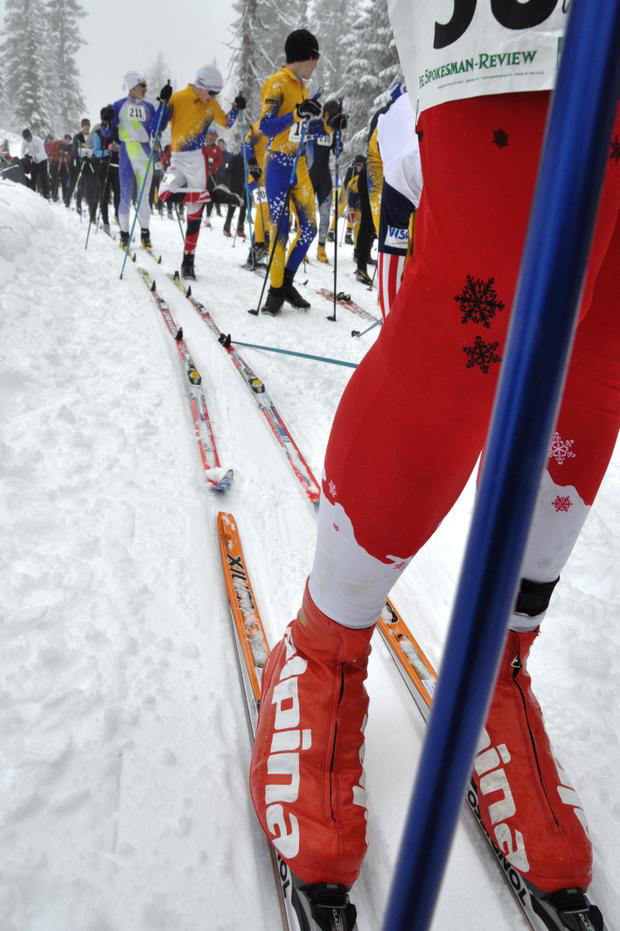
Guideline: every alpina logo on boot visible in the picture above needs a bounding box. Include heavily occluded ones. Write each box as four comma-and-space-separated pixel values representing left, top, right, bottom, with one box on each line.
265, 630, 312, 860
474, 728, 530, 873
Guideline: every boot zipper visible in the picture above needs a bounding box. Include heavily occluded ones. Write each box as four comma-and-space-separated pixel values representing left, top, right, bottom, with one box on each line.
512, 653, 560, 829
328, 665, 345, 821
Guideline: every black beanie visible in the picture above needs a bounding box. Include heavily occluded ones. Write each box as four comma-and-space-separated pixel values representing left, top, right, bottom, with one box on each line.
100, 105, 114, 123
285, 28, 319, 63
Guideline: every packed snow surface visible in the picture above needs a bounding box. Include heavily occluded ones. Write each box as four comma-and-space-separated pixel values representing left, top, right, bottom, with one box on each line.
0, 178, 618, 930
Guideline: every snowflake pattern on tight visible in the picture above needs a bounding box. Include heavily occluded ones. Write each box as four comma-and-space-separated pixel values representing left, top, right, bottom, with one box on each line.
610, 135, 620, 165
550, 432, 576, 466
455, 275, 505, 328
463, 335, 502, 374
493, 128, 509, 148
552, 495, 572, 512
328, 480, 337, 498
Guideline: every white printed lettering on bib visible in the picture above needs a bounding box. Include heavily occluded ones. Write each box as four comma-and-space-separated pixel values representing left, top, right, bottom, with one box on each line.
388, 0, 567, 115
317, 134, 332, 147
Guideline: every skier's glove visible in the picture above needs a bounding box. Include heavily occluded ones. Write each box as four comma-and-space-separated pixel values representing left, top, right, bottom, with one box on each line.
159, 83, 173, 102
234, 94, 247, 110
328, 112, 348, 131
248, 158, 261, 181
296, 98, 322, 119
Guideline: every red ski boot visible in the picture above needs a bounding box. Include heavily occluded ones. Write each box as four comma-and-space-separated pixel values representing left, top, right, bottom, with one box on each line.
249, 584, 373, 888
473, 628, 592, 894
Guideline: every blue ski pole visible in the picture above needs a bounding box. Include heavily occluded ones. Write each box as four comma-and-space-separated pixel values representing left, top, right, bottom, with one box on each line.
120, 94, 168, 279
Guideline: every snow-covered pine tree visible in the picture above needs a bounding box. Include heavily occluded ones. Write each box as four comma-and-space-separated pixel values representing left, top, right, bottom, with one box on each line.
47, 0, 87, 134
309, 0, 347, 97
147, 51, 174, 106
338, 0, 403, 156
0, 0, 55, 135
228, 0, 311, 126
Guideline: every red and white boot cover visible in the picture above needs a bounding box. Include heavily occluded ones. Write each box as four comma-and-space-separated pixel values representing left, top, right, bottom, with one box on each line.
474, 628, 592, 893
249, 584, 373, 887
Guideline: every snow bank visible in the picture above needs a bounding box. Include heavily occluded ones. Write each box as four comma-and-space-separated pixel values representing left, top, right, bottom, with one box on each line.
0, 180, 54, 289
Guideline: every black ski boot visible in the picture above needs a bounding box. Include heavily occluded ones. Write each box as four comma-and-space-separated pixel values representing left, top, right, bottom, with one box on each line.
141, 228, 151, 248
345, 230, 354, 245
247, 243, 267, 267
261, 286, 285, 316
355, 268, 372, 286
119, 230, 130, 249
181, 253, 196, 281
283, 269, 310, 310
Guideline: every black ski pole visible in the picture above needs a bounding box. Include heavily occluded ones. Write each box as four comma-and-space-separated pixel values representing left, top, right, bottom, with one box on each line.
85, 156, 110, 250
238, 110, 256, 267
173, 203, 186, 243
248, 118, 311, 316
327, 126, 342, 322
367, 260, 377, 291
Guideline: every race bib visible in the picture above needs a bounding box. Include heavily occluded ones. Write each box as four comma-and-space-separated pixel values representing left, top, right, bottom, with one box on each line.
289, 121, 302, 143
317, 134, 332, 147
128, 103, 146, 122
255, 187, 268, 204
388, 0, 567, 115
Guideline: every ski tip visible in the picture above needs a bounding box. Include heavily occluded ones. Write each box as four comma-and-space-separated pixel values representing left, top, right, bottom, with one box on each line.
186, 285, 192, 298
173, 270, 180, 281
208, 468, 234, 492
150, 280, 156, 292
351, 330, 360, 337
157, 255, 162, 265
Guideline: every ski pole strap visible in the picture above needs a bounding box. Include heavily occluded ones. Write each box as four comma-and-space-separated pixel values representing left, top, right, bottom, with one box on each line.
220, 334, 358, 369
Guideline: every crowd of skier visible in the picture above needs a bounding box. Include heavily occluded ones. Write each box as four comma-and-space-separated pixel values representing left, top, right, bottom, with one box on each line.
1, 34, 419, 322
2, 13, 619, 928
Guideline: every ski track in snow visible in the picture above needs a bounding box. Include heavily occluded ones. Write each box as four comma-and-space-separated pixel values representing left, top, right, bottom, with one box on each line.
0, 176, 618, 930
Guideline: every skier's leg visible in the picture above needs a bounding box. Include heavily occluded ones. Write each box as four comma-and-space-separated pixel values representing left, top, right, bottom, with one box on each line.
265, 151, 293, 290
476, 179, 620, 893
118, 146, 133, 234
250, 91, 618, 888
284, 159, 317, 275
127, 142, 153, 231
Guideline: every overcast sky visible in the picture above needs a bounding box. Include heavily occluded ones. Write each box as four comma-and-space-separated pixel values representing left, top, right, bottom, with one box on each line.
0, 0, 237, 120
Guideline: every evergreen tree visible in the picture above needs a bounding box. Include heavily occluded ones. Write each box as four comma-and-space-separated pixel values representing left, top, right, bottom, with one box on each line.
228, 0, 311, 124
147, 51, 174, 105
309, 0, 347, 97
0, 0, 54, 134
339, 0, 402, 156
47, 0, 87, 134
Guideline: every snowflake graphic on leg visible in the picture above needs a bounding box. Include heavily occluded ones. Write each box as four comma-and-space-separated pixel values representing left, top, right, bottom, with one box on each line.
328, 480, 337, 498
463, 335, 502, 374
493, 128, 509, 148
552, 495, 572, 512
610, 135, 620, 165
550, 432, 576, 466
454, 275, 505, 328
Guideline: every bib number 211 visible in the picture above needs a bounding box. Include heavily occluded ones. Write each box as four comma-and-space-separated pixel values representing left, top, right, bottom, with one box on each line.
434, 0, 559, 49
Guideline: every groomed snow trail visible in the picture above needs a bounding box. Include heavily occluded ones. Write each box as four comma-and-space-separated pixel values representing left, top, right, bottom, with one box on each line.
0, 179, 618, 930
